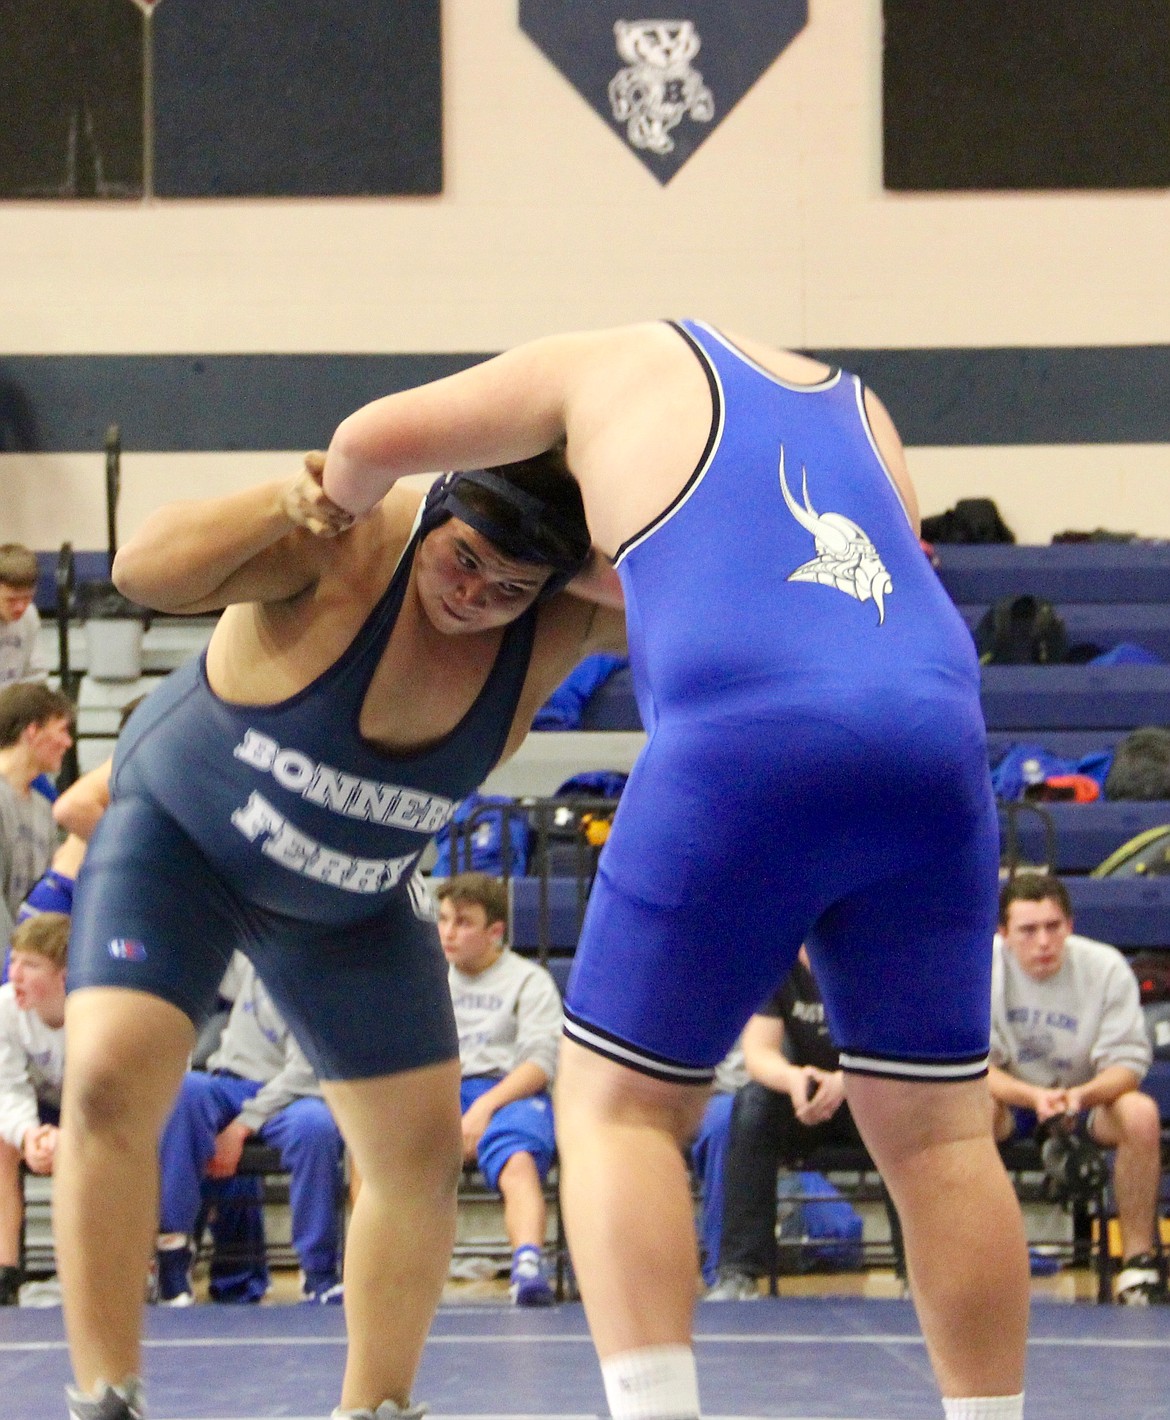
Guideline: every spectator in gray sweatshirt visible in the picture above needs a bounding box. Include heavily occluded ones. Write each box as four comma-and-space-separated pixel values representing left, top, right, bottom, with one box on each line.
155, 953, 345, 1306
989, 872, 1164, 1305
436, 872, 562, 1306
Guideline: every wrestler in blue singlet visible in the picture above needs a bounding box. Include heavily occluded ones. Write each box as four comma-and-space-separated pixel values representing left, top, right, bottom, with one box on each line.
69, 517, 537, 1081
564, 319, 999, 1084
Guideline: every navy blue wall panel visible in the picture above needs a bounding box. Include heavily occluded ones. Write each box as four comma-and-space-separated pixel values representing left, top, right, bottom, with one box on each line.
153, 0, 441, 197
5, 347, 1170, 454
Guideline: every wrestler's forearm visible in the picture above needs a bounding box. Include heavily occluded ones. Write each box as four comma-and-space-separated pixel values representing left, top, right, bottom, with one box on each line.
323, 338, 581, 516
112, 481, 308, 612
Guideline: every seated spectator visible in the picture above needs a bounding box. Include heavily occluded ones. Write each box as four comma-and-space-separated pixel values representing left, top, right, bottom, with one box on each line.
690, 1040, 746, 1289
437, 872, 562, 1306
0, 545, 46, 691
0, 684, 73, 956
989, 873, 1166, 1305
156, 953, 345, 1306
708, 946, 864, 1299
0, 912, 68, 1304
11, 699, 144, 966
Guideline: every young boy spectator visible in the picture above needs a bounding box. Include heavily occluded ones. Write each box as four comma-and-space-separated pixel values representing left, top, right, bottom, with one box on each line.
0, 545, 46, 690
437, 872, 562, 1306
0, 912, 68, 1303
990, 873, 1166, 1305
0, 684, 73, 953
156, 953, 346, 1306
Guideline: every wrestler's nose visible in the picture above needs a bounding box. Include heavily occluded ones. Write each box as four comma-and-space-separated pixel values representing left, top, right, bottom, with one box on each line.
457, 575, 490, 610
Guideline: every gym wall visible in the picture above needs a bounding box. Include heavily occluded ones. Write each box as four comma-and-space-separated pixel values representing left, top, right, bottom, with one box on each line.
1, 0, 1167, 550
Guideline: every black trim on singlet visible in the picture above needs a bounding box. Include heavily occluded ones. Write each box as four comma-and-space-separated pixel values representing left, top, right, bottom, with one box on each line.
612, 320, 722, 563
562, 1006, 718, 1085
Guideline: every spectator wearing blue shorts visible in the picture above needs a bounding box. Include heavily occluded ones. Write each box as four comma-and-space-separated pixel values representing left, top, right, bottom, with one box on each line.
436, 873, 561, 1306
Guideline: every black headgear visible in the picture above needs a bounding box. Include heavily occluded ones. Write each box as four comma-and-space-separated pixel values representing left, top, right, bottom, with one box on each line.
418, 468, 592, 597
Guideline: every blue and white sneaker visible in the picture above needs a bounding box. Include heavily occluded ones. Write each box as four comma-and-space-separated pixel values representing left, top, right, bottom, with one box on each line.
301, 1275, 345, 1305
509, 1246, 555, 1307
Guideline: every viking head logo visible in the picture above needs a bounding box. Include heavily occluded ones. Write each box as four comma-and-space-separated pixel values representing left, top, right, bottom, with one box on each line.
778, 448, 893, 625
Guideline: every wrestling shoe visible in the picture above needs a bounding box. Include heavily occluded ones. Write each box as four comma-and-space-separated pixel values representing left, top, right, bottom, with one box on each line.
509, 1245, 555, 1306
706, 1270, 759, 1301
65, 1377, 145, 1420
330, 1403, 427, 1420
1116, 1252, 1168, 1305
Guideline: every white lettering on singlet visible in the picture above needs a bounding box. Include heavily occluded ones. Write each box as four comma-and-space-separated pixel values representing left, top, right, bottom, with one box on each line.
233, 728, 455, 834
231, 791, 420, 895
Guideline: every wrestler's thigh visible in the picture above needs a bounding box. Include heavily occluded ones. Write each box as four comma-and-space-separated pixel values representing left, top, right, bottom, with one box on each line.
69, 796, 240, 1026
246, 896, 459, 1083
565, 865, 808, 1077
807, 815, 1000, 1077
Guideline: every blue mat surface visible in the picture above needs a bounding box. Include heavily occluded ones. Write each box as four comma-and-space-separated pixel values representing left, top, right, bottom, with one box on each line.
4, 1297, 1170, 1420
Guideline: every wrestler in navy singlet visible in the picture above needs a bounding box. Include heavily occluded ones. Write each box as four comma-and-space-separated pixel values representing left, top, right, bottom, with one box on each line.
564, 319, 999, 1084
69, 521, 537, 1079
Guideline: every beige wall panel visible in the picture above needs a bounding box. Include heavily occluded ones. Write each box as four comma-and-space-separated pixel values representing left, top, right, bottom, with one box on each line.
909, 445, 1170, 546
0, 0, 1166, 356
5, 446, 1166, 552
1, 454, 439, 549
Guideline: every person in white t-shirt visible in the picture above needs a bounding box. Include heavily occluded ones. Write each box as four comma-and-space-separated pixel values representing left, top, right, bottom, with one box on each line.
0, 911, 68, 1304
989, 873, 1164, 1305
436, 872, 562, 1306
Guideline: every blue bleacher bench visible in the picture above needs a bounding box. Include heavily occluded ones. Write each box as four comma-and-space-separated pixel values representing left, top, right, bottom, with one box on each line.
980, 665, 1170, 732
1062, 877, 1170, 949
1004, 802, 1170, 874
935, 544, 1170, 605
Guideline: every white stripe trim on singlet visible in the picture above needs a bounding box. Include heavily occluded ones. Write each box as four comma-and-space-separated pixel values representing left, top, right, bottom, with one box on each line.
563, 1016, 716, 1082
838, 1050, 990, 1081
852, 375, 916, 531
693, 319, 843, 394
613, 330, 726, 566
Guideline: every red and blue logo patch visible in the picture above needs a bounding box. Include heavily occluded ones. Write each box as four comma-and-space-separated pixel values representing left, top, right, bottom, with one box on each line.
107, 938, 147, 962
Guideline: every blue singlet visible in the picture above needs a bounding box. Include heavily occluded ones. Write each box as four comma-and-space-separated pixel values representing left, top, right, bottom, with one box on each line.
563, 320, 999, 1085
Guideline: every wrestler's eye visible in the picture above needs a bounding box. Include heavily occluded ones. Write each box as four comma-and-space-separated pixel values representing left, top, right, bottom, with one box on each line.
455, 549, 479, 573
496, 582, 529, 600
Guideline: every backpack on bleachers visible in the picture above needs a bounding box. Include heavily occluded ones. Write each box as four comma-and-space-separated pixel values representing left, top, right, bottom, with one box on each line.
974, 595, 1068, 666
432, 793, 531, 876
1103, 727, 1170, 801
920, 497, 1015, 544
1091, 824, 1170, 878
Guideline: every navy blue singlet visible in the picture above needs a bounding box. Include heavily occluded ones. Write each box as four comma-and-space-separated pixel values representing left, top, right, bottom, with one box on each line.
111, 526, 536, 926
69, 524, 537, 1079
564, 320, 999, 1085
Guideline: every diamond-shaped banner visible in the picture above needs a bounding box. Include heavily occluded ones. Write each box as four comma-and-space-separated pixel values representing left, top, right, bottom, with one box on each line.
520, 1, 807, 183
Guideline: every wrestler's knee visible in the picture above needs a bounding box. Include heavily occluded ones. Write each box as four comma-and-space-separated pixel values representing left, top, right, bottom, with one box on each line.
556, 1038, 708, 1144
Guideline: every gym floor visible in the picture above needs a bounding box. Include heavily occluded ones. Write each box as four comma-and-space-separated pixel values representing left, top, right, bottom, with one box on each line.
4, 1290, 1168, 1420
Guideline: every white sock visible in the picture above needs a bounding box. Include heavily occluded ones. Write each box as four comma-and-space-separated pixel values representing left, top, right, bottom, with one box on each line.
601, 1345, 699, 1420
943, 1396, 1024, 1419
